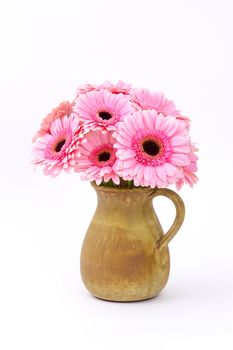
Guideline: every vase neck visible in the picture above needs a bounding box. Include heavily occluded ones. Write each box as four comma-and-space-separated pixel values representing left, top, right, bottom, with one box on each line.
93, 184, 154, 210
91, 184, 160, 232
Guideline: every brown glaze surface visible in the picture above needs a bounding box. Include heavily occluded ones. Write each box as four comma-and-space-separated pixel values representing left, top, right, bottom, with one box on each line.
80, 184, 185, 302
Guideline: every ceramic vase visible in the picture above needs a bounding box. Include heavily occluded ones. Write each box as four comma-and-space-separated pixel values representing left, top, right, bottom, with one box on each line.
80, 183, 185, 302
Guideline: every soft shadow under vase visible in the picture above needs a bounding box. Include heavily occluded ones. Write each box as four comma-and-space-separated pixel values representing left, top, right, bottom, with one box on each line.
80, 183, 185, 302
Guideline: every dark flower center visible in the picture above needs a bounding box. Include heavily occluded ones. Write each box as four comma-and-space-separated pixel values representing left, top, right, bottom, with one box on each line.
98, 151, 111, 162
142, 140, 160, 156
98, 111, 112, 120
55, 139, 66, 152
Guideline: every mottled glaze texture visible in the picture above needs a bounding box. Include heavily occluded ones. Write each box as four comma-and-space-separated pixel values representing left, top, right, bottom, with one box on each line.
80, 184, 185, 302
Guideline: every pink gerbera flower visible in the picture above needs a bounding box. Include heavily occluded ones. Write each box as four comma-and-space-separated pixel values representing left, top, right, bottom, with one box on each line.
175, 145, 199, 190
73, 89, 134, 132
131, 89, 190, 127
32, 115, 84, 177
75, 131, 120, 185
76, 83, 98, 95
75, 80, 131, 97
113, 110, 191, 188
33, 101, 74, 141
100, 80, 132, 94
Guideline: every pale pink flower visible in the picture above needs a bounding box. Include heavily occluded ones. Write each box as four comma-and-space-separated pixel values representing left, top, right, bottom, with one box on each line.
113, 110, 191, 188
75, 131, 120, 185
32, 115, 84, 177
73, 89, 134, 132
33, 101, 74, 141
75, 80, 132, 97
131, 89, 190, 127
100, 80, 132, 94
175, 145, 198, 190
76, 83, 98, 95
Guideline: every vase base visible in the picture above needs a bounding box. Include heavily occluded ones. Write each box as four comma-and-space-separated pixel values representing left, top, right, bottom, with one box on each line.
82, 275, 169, 302
92, 293, 159, 303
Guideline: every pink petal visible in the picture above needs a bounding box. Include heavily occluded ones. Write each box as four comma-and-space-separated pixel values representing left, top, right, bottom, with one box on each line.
123, 158, 137, 168
124, 117, 137, 134
155, 166, 167, 181
116, 134, 130, 147
173, 145, 190, 153
135, 112, 145, 129
144, 166, 153, 181
122, 149, 136, 159
154, 114, 164, 130
170, 136, 189, 146
166, 120, 179, 137
170, 154, 190, 166
136, 165, 145, 181
164, 163, 178, 176
95, 178, 102, 185
144, 111, 154, 130
112, 174, 120, 185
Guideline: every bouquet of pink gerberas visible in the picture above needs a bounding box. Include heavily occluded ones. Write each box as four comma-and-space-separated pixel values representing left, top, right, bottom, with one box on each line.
32, 81, 198, 190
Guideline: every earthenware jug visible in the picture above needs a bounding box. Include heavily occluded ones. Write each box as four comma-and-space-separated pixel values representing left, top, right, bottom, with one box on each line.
80, 183, 185, 301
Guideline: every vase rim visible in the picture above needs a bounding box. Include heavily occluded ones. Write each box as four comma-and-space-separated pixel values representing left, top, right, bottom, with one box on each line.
91, 182, 157, 193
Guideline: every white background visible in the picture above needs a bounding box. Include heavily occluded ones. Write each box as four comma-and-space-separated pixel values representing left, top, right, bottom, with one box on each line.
0, 0, 233, 349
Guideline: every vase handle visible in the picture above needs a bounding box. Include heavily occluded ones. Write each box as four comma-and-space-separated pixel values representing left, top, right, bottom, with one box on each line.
150, 188, 185, 250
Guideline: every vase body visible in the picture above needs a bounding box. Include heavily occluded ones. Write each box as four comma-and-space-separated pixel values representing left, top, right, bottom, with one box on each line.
80, 184, 185, 302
